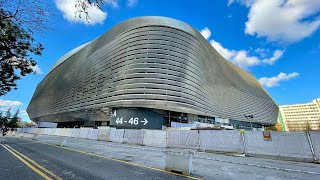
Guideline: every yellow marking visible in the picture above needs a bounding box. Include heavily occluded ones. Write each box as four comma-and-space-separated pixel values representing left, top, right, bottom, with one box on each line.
58, 146, 201, 180
24, 138, 202, 180
4, 144, 62, 180
0, 144, 53, 180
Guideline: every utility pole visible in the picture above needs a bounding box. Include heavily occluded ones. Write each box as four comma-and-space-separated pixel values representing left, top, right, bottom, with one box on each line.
244, 115, 253, 130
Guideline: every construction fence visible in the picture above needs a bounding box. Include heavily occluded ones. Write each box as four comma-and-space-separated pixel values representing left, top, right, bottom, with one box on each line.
15, 128, 320, 163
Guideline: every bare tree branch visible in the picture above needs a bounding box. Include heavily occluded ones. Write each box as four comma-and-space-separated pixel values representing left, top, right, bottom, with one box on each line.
0, 0, 53, 33
75, 0, 111, 23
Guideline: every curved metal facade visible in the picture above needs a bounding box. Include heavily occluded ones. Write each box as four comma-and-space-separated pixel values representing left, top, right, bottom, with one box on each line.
27, 16, 278, 125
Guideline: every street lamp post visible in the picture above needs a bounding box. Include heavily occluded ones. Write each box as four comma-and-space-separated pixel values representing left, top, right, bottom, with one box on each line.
244, 115, 254, 130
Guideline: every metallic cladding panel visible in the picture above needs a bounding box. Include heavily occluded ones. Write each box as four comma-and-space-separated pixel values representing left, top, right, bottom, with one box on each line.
27, 16, 278, 125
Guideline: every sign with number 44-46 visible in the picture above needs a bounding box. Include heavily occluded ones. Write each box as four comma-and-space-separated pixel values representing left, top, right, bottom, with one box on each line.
115, 117, 148, 126
110, 108, 165, 129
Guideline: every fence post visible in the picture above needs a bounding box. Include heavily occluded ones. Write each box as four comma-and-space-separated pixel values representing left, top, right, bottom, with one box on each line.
141, 129, 144, 146
240, 129, 247, 156
165, 130, 168, 148
122, 129, 125, 143
197, 130, 200, 150
306, 131, 317, 162
32, 128, 40, 140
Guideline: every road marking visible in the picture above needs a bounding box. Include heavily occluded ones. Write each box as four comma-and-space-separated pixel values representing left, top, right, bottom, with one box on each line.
4, 144, 62, 180
0, 144, 53, 180
17, 136, 320, 176
59, 146, 202, 180
61, 138, 320, 175
23, 138, 202, 180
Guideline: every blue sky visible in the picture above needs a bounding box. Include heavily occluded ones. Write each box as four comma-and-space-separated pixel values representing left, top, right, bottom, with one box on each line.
1, 0, 319, 121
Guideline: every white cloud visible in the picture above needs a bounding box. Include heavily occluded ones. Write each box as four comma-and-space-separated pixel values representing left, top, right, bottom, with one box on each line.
228, 0, 255, 7
20, 110, 29, 116
262, 50, 283, 65
32, 64, 43, 75
228, 0, 235, 6
127, 0, 138, 7
0, 99, 23, 109
230, 0, 320, 43
107, 0, 119, 8
232, 49, 260, 67
255, 48, 267, 57
259, 72, 299, 87
211, 39, 283, 68
55, 0, 107, 25
200, 27, 211, 40
200, 28, 284, 68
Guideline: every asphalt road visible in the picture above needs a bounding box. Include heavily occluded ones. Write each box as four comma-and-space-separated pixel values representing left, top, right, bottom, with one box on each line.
0, 137, 193, 180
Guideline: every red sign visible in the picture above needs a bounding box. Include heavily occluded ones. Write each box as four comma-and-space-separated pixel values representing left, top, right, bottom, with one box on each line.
263, 131, 272, 141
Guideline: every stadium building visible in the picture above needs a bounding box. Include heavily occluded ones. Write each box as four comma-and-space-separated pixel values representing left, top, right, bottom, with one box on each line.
27, 16, 278, 129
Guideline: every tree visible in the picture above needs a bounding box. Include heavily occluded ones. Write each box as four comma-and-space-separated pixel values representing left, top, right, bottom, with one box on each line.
8, 109, 19, 128
0, 0, 50, 32
265, 126, 277, 131
22, 121, 36, 127
0, 108, 23, 128
305, 121, 312, 131
0, 111, 6, 126
265, 122, 282, 131
0, 0, 49, 95
75, 0, 112, 22
4, 108, 11, 125
0, 16, 43, 95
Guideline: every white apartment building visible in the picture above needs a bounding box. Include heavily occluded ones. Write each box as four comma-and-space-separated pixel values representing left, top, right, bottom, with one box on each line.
278, 98, 320, 131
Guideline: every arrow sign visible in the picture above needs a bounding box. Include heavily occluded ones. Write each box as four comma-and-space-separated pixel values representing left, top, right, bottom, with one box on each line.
141, 118, 148, 125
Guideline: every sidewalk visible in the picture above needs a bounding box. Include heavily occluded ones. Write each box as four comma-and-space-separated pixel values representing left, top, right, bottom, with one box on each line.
10, 132, 320, 180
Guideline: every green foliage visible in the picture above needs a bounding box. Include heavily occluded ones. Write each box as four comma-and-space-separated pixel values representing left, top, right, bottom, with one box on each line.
0, 111, 6, 126
0, 108, 11, 126
5, 108, 11, 122
0, 12, 43, 95
0, 0, 49, 96
0, 108, 20, 128
8, 109, 19, 128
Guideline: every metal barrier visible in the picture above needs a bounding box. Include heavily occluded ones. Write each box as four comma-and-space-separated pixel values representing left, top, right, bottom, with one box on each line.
15, 128, 320, 163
